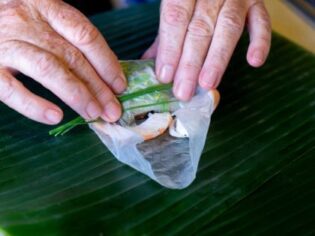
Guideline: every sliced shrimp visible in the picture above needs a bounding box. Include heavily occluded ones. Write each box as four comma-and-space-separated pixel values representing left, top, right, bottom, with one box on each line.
210, 89, 220, 110
127, 112, 173, 141
169, 89, 220, 138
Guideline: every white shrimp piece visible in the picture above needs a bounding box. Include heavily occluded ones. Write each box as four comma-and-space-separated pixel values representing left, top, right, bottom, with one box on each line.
127, 112, 173, 141
169, 119, 189, 138
169, 89, 220, 138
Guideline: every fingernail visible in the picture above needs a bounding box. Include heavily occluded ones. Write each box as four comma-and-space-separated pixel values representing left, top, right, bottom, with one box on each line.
159, 65, 174, 83
45, 109, 62, 124
253, 50, 264, 65
175, 82, 194, 101
86, 101, 102, 120
113, 76, 127, 94
104, 100, 121, 122
200, 70, 219, 89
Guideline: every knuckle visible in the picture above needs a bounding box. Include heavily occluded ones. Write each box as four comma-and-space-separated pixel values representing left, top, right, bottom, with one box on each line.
183, 74, 198, 84
74, 23, 99, 46
160, 45, 179, 60
213, 49, 229, 65
183, 77, 197, 84
183, 62, 202, 72
101, 59, 121, 83
0, 2, 25, 19
258, 33, 271, 45
107, 74, 119, 87
204, 60, 224, 74
209, 64, 224, 74
258, 13, 272, 33
94, 84, 106, 97
163, 4, 191, 26
94, 84, 111, 101
188, 17, 214, 37
0, 74, 16, 103
221, 12, 244, 33
66, 81, 86, 107
35, 53, 57, 76
41, 31, 57, 43
102, 58, 116, 74
66, 48, 85, 69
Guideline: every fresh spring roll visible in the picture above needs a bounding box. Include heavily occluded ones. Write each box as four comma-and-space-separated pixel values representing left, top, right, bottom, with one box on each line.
89, 59, 220, 189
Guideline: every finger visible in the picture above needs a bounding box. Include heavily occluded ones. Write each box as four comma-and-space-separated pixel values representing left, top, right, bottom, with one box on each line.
173, 0, 223, 101
38, 0, 127, 93
246, 1, 271, 67
156, 0, 196, 83
0, 69, 63, 125
32, 30, 122, 121
142, 37, 159, 59
199, 0, 248, 89
0, 40, 104, 121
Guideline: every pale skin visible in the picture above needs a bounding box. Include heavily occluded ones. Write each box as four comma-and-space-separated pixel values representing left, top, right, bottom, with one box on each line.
0, 0, 271, 125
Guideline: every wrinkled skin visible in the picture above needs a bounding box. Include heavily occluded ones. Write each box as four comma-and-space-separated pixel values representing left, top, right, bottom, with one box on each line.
0, 0, 126, 124
0, 0, 271, 125
143, 0, 271, 101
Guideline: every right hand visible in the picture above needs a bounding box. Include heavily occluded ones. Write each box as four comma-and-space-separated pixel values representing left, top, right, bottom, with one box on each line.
0, 0, 127, 125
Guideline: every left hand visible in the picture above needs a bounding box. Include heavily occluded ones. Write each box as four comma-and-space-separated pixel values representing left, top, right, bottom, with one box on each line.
143, 0, 271, 101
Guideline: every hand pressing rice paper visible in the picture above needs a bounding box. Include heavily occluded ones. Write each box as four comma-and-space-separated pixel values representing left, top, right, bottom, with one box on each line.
50, 60, 220, 189
91, 60, 219, 189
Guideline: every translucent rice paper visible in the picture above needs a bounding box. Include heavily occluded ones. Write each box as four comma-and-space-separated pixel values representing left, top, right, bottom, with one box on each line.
90, 60, 216, 189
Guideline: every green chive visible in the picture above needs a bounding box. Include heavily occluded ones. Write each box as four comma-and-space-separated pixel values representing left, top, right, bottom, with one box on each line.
124, 100, 178, 111
118, 83, 172, 102
49, 117, 92, 137
49, 83, 175, 136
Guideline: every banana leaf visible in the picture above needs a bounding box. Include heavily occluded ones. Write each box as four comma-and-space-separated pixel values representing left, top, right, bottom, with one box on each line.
0, 2, 315, 235
196, 149, 315, 235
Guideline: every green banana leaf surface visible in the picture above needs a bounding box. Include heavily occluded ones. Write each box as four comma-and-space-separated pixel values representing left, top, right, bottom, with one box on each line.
0, 2, 315, 236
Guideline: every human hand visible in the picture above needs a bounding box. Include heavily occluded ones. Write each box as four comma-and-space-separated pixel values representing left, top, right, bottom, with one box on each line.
143, 0, 271, 101
0, 0, 126, 125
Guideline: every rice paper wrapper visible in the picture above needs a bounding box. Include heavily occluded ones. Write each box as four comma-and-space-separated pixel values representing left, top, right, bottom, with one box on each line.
89, 60, 216, 189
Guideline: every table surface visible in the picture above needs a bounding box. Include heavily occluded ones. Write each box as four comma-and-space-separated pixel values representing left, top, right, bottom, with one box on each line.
265, 0, 315, 53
